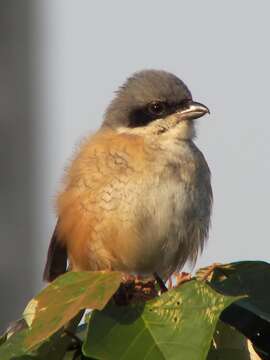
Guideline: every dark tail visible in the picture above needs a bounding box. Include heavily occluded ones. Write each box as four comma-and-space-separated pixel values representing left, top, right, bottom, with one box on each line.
43, 222, 67, 282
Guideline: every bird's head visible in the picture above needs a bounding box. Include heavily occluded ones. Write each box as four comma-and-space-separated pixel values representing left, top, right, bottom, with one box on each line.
102, 69, 209, 140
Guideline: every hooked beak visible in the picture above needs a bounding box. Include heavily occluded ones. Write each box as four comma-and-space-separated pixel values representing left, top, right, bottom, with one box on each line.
177, 101, 210, 120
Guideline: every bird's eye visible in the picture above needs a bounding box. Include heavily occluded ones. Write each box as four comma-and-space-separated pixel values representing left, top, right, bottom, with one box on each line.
148, 101, 167, 116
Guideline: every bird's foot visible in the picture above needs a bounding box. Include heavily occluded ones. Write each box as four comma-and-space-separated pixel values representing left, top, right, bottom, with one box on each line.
114, 274, 158, 305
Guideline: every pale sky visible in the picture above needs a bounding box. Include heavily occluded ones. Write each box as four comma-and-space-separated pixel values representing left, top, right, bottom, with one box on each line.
1, 0, 270, 331
37, 1, 270, 275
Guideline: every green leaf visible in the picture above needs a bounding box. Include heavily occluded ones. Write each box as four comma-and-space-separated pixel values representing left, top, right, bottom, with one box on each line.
0, 314, 81, 360
0, 329, 29, 360
83, 280, 239, 360
201, 261, 270, 357
207, 321, 257, 360
0, 333, 7, 347
22, 271, 121, 350
0, 318, 27, 348
0, 328, 72, 360
203, 261, 270, 322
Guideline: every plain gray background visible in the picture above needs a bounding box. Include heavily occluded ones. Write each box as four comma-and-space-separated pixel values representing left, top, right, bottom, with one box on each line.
1, 1, 269, 331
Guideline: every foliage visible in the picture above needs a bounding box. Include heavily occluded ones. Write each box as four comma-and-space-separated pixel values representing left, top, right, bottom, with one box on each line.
0, 262, 269, 360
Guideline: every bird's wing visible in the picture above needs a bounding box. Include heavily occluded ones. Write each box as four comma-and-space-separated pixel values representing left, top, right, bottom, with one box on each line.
43, 221, 68, 282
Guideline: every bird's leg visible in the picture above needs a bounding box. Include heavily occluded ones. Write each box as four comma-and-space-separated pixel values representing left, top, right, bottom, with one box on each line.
153, 272, 168, 293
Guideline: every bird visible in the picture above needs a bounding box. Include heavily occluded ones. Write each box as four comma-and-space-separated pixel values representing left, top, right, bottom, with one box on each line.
43, 69, 212, 285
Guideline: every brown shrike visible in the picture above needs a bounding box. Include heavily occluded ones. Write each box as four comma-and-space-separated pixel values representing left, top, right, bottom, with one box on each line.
43, 69, 212, 283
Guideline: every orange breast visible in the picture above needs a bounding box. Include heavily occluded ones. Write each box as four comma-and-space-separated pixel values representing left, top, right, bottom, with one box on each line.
56, 129, 151, 272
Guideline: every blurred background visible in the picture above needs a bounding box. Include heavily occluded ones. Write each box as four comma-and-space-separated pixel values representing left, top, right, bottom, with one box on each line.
1, 1, 270, 332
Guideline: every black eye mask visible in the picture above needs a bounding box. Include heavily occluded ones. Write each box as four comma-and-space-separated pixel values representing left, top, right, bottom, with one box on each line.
128, 100, 191, 128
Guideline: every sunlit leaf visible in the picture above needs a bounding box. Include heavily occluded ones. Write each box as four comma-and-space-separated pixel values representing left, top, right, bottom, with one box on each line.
22, 271, 121, 350
83, 280, 239, 360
